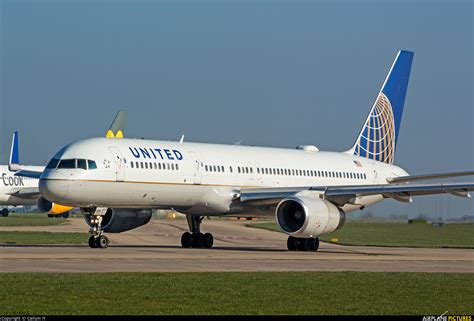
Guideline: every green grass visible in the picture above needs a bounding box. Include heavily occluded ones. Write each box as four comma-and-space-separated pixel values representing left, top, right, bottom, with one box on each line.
0, 231, 88, 244
0, 272, 471, 315
0, 213, 67, 226
249, 221, 474, 248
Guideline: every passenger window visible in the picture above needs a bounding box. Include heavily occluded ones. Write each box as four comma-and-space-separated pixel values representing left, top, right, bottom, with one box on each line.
77, 159, 87, 170
46, 158, 60, 169
88, 160, 97, 170
221, 166, 224, 172
167, 163, 170, 170
176, 164, 179, 170
171, 164, 175, 170
57, 159, 76, 169
131, 162, 134, 169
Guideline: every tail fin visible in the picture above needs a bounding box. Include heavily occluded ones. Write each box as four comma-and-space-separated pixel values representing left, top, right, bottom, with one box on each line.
346, 50, 414, 164
106, 110, 128, 138
9, 131, 20, 171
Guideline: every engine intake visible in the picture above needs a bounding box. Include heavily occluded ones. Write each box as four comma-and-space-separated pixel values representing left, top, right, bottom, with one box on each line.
276, 196, 345, 238
84, 208, 152, 233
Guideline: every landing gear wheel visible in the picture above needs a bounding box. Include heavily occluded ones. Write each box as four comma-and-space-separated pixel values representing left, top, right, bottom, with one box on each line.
1, 208, 9, 217
97, 235, 109, 249
287, 237, 320, 252
191, 233, 204, 248
62, 212, 69, 219
181, 232, 192, 248
307, 238, 319, 252
287, 236, 297, 251
203, 233, 214, 249
296, 238, 307, 251
88, 236, 98, 248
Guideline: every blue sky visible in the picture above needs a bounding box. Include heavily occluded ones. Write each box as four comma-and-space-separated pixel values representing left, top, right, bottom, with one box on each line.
1, 0, 472, 218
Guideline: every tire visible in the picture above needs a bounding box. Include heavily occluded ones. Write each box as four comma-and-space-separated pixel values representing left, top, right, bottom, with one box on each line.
296, 238, 307, 251
192, 233, 204, 248
307, 238, 318, 252
181, 232, 192, 248
313, 237, 320, 252
47, 214, 54, 218
1, 209, 9, 217
97, 235, 109, 249
287, 236, 297, 251
88, 236, 98, 248
203, 233, 214, 249
62, 212, 69, 219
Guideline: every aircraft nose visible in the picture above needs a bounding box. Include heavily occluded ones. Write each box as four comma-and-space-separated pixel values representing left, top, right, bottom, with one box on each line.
39, 178, 69, 203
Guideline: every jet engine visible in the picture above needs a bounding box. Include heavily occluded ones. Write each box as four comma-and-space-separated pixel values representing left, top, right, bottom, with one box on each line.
37, 196, 74, 215
276, 196, 345, 238
84, 208, 152, 233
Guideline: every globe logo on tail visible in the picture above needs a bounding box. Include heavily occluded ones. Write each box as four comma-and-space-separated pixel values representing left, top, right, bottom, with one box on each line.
354, 93, 396, 164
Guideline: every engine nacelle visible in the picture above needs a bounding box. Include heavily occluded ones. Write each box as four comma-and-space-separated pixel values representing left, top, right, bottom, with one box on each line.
276, 196, 345, 238
37, 197, 74, 215
84, 208, 152, 233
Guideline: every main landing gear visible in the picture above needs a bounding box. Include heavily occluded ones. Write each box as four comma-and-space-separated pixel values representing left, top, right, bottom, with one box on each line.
87, 207, 109, 249
181, 215, 214, 249
287, 236, 319, 252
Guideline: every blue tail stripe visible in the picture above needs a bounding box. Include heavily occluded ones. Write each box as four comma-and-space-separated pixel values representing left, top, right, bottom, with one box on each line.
10, 131, 19, 164
381, 50, 414, 145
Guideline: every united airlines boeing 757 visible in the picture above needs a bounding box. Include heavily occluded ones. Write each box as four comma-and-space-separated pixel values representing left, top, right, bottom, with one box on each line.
30, 50, 473, 249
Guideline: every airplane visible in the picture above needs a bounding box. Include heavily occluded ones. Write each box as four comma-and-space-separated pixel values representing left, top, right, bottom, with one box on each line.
0, 111, 127, 217
22, 50, 473, 250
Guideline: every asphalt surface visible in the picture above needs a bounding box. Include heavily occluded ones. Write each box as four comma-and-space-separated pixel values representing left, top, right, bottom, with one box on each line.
1, 218, 473, 273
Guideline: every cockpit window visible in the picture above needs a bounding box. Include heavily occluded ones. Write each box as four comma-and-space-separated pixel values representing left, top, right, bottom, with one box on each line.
77, 159, 87, 170
46, 158, 60, 169
57, 159, 76, 169
88, 160, 97, 170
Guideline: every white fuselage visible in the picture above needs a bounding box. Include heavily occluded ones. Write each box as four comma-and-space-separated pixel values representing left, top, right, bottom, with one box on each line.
0, 165, 43, 206
39, 138, 409, 216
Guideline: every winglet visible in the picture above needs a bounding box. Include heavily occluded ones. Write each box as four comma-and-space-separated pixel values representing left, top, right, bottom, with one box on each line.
106, 110, 128, 138
9, 131, 21, 171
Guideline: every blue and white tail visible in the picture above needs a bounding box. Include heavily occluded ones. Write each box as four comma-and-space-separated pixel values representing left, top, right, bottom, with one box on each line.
346, 50, 414, 164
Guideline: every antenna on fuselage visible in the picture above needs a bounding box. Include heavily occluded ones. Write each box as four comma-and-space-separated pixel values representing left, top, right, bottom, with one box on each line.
179, 135, 184, 144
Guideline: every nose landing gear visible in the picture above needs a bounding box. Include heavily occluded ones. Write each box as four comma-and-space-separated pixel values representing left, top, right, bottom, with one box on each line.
86, 207, 110, 249
181, 215, 214, 249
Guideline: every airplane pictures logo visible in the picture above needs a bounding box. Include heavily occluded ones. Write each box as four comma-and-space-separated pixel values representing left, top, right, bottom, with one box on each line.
354, 93, 396, 164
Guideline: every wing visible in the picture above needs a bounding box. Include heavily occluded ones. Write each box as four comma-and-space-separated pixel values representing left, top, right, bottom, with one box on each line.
13, 170, 42, 179
240, 182, 474, 207
386, 171, 474, 183
5, 186, 40, 199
